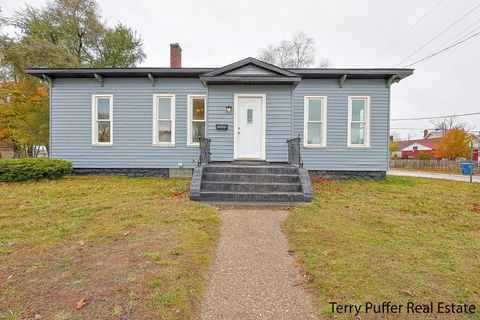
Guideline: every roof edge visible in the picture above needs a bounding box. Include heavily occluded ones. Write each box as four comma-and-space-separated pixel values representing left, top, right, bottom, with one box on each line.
25, 67, 414, 80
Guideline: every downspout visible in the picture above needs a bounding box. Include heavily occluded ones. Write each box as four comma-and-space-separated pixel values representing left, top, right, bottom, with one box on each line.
49, 80, 52, 158
291, 84, 294, 139
205, 84, 209, 160
387, 84, 391, 173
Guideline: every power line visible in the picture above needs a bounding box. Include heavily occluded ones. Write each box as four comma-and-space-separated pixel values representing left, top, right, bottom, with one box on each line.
391, 127, 479, 132
391, 128, 435, 130
410, 20, 480, 68
429, 15, 480, 52
364, 0, 443, 66
391, 112, 480, 121
394, 3, 480, 67
403, 30, 480, 67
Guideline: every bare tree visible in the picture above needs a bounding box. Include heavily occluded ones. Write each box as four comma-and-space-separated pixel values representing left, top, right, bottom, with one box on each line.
317, 57, 332, 68
258, 31, 331, 68
430, 116, 472, 135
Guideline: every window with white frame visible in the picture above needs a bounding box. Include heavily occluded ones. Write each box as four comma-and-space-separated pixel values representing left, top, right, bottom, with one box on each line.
304, 96, 327, 147
187, 95, 206, 146
348, 96, 370, 147
153, 94, 175, 145
92, 95, 113, 145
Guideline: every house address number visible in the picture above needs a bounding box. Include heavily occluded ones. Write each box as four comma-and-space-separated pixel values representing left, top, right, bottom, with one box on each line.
216, 124, 228, 130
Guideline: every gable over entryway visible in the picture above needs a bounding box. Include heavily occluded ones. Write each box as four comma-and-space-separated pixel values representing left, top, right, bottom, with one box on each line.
200, 57, 301, 86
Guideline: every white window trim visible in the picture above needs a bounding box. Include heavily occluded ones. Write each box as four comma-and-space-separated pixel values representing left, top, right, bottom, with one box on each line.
152, 94, 176, 146
187, 94, 206, 147
303, 96, 327, 148
91, 94, 113, 146
347, 96, 370, 148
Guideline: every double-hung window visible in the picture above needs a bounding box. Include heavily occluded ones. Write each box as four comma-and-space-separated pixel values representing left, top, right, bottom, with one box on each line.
304, 96, 327, 147
187, 95, 206, 146
348, 96, 370, 147
153, 94, 175, 146
92, 95, 113, 145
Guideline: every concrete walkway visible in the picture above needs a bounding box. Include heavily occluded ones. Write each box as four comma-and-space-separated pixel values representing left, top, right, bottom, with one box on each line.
388, 169, 479, 183
200, 208, 317, 320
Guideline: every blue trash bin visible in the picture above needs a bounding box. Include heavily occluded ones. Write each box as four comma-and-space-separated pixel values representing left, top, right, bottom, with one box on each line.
461, 163, 472, 175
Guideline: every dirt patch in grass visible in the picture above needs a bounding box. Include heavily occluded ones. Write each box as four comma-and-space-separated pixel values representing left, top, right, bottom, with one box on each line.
0, 176, 219, 319
284, 176, 480, 319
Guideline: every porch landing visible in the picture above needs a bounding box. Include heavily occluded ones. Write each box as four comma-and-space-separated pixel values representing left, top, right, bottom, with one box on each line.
190, 162, 313, 203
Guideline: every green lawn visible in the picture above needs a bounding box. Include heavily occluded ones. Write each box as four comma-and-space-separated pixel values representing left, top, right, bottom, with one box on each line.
0, 176, 219, 320
284, 176, 480, 319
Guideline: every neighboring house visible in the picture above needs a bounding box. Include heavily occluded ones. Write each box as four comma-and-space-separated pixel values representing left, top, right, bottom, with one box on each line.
26, 43, 413, 198
423, 129, 444, 139
0, 140, 14, 159
400, 135, 479, 161
466, 135, 479, 162
400, 138, 442, 159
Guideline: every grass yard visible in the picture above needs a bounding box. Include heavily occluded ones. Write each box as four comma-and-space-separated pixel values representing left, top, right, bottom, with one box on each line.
0, 176, 219, 320
284, 176, 480, 319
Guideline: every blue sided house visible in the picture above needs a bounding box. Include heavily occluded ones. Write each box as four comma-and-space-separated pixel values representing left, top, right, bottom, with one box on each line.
26, 44, 413, 203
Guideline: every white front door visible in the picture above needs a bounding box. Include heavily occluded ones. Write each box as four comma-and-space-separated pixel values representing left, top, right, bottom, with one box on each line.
235, 94, 265, 160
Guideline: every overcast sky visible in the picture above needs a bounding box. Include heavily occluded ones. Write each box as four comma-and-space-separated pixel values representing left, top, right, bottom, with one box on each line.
2, 0, 480, 139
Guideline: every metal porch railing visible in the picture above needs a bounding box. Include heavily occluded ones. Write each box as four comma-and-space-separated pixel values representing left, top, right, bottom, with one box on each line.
287, 135, 303, 167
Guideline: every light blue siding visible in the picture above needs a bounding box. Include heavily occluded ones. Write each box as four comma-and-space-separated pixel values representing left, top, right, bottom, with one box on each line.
51, 78, 206, 168
224, 65, 276, 76
51, 78, 390, 171
293, 79, 390, 171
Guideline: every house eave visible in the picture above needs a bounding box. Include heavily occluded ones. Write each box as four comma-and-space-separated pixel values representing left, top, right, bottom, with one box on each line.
25, 67, 413, 81
290, 68, 414, 79
24, 68, 215, 79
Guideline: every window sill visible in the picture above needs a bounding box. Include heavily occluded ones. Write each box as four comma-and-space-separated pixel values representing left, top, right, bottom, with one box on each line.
347, 145, 371, 149
152, 143, 176, 148
187, 144, 200, 148
92, 143, 113, 147
303, 145, 327, 149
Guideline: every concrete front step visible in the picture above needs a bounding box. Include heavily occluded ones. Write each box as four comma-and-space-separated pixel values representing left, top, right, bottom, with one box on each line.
203, 165, 298, 175
201, 181, 302, 192
203, 172, 300, 183
199, 191, 306, 202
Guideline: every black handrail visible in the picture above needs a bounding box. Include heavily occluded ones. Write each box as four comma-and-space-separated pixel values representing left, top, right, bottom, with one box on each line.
287, 135, 303, 167
198, 137, 211, 166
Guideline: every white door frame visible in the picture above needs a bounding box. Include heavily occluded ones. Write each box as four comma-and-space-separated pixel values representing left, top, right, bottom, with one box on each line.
233, 93, 266, 160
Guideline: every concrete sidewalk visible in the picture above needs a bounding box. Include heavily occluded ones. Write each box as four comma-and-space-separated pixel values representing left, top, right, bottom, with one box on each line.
388, 169, 479, 183
200, 208, 317, 320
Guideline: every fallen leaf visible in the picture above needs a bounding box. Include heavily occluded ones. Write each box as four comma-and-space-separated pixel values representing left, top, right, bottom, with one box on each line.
75, 297, 89, 310
79, 240, 85, 246
473, 203, 480, 213
123, 231, 130, 236
34, 314, 42, 320
198, 224, 206, 230
169, 188, 189, 200
287, 249, 295, 254
292, 261, 301, 269
402, 290, 417, 297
